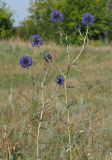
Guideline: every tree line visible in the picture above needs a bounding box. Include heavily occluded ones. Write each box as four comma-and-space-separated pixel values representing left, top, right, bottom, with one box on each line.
0, 0, 112, 44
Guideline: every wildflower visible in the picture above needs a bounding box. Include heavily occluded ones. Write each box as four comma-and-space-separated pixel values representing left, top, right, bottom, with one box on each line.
50, 10, 64, 23
31, 34, 43, 47
56, 75, 64, 85
20, 55, 33, 68
75, 24, 81, 30
82, 13, 95, 26
44, 54, 52, 63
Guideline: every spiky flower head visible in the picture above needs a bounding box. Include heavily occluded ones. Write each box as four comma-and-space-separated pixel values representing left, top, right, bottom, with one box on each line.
50, 10, 64, 24
20, 55, 32, 68
75, 24, 81, 30
31, 34, 43, 47
82, 13, 95, 26
44, 54, 52, 63
56, 75, 64, 85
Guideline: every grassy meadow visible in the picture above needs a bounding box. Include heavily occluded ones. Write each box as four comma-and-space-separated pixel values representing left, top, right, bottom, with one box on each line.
0, 40, 112, 160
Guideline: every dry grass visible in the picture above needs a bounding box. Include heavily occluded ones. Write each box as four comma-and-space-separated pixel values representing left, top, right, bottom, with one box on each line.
0, 39, 112, 160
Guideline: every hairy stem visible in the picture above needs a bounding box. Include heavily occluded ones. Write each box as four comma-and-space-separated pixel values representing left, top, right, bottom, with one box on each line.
79, 30, 85, 40
64, 76, 72, 160
66, 28, 88, 76
71, 27, 88, 65
36, 68, 48, 160
62, 34, 72, 160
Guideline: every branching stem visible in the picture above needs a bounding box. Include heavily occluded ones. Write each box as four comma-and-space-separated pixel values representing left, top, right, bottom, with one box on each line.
71, 27, 88, 65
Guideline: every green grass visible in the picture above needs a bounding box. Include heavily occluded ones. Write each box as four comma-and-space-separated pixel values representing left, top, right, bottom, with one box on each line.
0, 40, 112, 160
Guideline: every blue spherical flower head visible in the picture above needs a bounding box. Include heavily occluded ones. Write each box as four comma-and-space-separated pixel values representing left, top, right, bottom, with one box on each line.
82, 13, 95, 26
50, 10, 64, 23
31, 34, 43, 47
56, 75, 64, 85
75, 24, 81, 30
20, 55, 33, 68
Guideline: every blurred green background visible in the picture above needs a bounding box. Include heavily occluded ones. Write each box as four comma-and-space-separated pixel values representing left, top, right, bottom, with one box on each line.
0, 0, 112, 44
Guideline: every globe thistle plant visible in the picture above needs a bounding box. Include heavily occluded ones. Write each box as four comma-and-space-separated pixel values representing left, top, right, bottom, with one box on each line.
82, 13, 95, 26
18, 10, 95, 160
50, 10, 64, 23
20, 55, 33, 68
